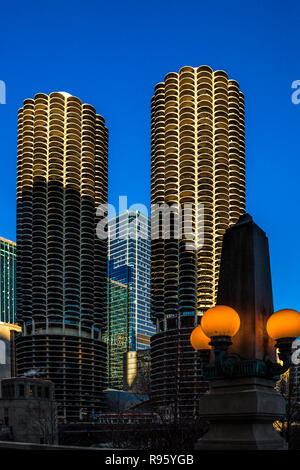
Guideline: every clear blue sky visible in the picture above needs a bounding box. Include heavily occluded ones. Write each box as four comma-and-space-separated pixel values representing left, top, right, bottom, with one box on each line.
0, 0, 299, 311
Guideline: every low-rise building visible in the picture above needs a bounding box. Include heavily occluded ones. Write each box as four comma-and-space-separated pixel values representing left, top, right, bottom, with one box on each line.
0, 377, 57, 444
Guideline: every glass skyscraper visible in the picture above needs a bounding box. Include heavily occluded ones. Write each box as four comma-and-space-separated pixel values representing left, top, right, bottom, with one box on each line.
0, 237, 16, 324
105, 279, 131, 389
107, 210, 154, 388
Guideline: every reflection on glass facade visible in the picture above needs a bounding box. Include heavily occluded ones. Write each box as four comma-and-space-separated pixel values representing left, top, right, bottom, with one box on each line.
0, 322, 21, 378
0, 238, 16, 324
107, 211, 155, 389
104, 279, 130, 389
123, 349, 151, 394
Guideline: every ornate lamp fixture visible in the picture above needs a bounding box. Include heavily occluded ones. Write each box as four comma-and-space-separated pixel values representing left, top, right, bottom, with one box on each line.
190, 325, 211, 366
191, 306, 300, 379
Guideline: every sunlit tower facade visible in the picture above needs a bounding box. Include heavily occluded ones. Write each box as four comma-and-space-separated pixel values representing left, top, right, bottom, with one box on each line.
15, 92, 108, 421
150, 66, 246, 418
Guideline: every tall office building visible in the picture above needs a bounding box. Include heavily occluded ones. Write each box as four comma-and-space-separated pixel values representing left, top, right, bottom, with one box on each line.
150, 66, 246, 418
107, 211, 155, 388
0, 238, 17, 324
105, 278, 130, 389
15, 92, 108, 421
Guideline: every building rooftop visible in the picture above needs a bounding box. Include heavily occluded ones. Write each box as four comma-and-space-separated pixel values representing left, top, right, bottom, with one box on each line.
0, 237, 16, 246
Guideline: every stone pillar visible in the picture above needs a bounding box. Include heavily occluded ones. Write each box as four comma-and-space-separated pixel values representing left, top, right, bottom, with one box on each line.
217, 213, 275, 360
194, 214, 287, 450
195, 377, 287, 450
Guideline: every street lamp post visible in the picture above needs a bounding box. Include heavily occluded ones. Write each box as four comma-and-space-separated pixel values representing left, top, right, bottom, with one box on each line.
191, 306, 300, 450
189, 214, 300, 450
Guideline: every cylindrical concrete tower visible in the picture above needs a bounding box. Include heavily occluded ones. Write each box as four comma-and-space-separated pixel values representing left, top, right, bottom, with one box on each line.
150, 66, 246, 418
15, 91, 108, 422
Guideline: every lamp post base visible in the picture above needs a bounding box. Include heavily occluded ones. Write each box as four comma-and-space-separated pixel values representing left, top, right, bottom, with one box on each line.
195, 377, 287, 450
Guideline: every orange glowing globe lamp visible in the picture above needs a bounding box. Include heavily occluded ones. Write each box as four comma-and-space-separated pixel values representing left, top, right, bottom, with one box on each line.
266, 309, 300, 340
190, 325, 212, 351
201, 305, 240, 338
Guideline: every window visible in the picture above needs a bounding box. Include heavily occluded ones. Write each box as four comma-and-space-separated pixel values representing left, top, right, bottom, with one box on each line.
2, 384, 14, 398
4, 409, 9, 426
